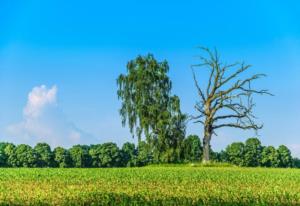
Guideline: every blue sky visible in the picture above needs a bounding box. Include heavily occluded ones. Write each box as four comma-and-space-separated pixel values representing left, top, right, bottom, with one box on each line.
0, 1, 300, 156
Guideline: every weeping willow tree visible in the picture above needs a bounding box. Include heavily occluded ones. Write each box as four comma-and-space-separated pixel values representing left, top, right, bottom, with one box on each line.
191, 47, 271, 162
117, 54, 186, 163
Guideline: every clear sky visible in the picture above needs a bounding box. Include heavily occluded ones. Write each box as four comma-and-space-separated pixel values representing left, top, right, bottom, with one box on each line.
0, 1, 300, 156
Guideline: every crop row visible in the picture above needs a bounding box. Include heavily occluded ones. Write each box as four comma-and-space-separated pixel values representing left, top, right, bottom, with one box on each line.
0, 167, 299, 205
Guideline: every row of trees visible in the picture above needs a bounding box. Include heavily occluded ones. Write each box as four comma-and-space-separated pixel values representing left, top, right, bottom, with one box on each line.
220, 138, 294, 167
0, 137, 297, 168
0, 142, 143, 168
0, 139, 198, 168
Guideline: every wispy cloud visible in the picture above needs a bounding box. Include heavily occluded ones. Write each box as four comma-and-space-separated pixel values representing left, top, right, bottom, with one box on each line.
6, 85, 96, 148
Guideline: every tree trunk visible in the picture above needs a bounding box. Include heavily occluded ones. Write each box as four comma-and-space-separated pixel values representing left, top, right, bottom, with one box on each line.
202, 129, 212, 163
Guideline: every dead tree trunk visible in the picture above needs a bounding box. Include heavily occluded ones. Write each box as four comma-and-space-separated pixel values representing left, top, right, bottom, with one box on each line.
203, 134, 211, 162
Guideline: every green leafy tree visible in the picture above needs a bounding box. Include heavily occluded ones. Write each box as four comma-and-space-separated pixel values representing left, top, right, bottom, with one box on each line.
0, 150, 6, 167
277, 145, 293, 168
261, 146, 280, 167
121, 142, 137, 167
89, 143, 122, 168
53, 147, 71, 168
117, 54, 186, 163
152, 105, 186, 163
137, 141, 152, 166
4, 143, 16, 167
89, 144, 102, 167
69, 145, 91, 168
214, 150, 228, 162
0, 143, 10, 167
225, 142, 245, 166
182, 135, 202, 162
14, 144, 37, 167
34, 143, 53, 167
191, 48, 271, 162
244, 138, 262, 167
99, 143, 121, 167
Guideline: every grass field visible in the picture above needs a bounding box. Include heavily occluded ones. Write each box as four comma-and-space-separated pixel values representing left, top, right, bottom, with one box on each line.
0, 166, 299, 205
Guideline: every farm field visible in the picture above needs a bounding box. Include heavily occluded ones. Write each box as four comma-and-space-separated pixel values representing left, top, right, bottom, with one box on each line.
0, 167, 299, 205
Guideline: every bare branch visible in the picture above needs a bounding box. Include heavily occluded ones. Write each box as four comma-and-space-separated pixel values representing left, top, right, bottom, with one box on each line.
219, 63, 251, 87
213, 123, 263, 130
212, 73, 267, 101
192, 67, 206, 102
194, 120, 205, 125
213, 114, 247, 122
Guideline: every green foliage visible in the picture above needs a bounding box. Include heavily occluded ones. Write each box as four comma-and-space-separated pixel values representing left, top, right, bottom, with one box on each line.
214, 150, 228, 162
261, 146, 280, 167
0, 139, 296, 168
293, 158, 300, 168
4, 143, 16, 167
277, 145, 293, 168
121, 142, 137, 167
69, 145, 91, 168
53, 147, 71, 168
244, 138, 262, 167
182, 135, 202, 162
117, 54, 186, 163
117, 54, 172, 139
0, 143, 10, 167
34, 143, 53, 167
0, 150, 5, 167
190, 162, 234, 168
137, 141, 152, 166
89, 144, 102, 167
222, 138, 295, 168
225, 142, 245, 166
13, 144, 37, 167
151, 97, 187, 163
89, 143, 122, 168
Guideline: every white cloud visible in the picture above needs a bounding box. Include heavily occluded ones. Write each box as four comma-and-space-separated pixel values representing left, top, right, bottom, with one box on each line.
6, 85, 97, 148
23, 85, 57, 118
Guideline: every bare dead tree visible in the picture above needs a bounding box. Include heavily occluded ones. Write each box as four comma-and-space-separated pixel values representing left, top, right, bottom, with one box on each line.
191, 47, 272, 162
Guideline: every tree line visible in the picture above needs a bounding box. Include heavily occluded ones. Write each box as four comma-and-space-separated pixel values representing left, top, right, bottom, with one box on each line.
0, 137, 298, 168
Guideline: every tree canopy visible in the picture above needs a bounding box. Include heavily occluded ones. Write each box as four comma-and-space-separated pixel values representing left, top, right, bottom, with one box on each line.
182, 135, 202, 162
117, 54, 186, 163
34, 143, 53, 167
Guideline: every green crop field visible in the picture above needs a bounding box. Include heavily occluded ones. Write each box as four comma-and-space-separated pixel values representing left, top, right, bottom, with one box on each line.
0, 166, 299, 205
